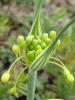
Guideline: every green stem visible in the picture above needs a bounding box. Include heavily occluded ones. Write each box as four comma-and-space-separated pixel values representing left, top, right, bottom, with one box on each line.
27, 0, 43, 100
48, 61, 64, 69
8, 56, 23, 71
15, 66, 29, 86
34, 0, 43, 19
27, 69, 37, 100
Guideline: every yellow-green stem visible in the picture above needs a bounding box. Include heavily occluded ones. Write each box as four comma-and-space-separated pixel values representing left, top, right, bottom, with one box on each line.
8, 56, 24, 71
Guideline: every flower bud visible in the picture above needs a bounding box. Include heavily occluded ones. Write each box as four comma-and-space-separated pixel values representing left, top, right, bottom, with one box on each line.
50, 31, 56, 39
63, 68, 74, 83
32, 39, 38, 47
20, 41, 26, 49
35, 45, 41, 50
9, 86, 16, 95
35, 49, 43, 57
41, 42, 46, 49
17, 35, 24, 47
42, 33, 48, 41
30, 45, 34, 50
45, 38, 52, 45
27, 50, 35, 62
1, 71, 10, 83
26, 35, 34, 45
37, 39, 41, 44
12, 44, 19, 55
55, 39, 60, 48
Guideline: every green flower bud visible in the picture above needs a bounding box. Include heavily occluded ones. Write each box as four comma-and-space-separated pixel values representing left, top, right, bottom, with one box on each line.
42, 33, 48, 41
63, 68, 74, 83
37, 39, 41, 44
36, 45, 41, 50
12, 44, 19, 55
17, 35, 24, 47
35, 49, 43, 57
30, 45, 34, 50
1, 71, 10, 83
41, 42, 46, 49
45, 38, 52, 45
32, 39, 38, 47
26, 35, 34, 45
55, 39, 60, 48
20, 41, 26, 49
27, 50, 35, 62
9, 86, 16, 95
68, 74, 74, 83
50, 31, 56, 39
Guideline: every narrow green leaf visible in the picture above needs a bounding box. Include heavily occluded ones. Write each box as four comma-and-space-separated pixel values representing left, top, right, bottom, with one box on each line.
29, 0, 43, 38
30, 17, 75, 70
29, 14, 42, 38
34, 0, 43, 19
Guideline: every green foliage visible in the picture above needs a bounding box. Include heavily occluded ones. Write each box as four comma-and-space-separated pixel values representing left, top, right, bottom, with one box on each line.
42, 7, 67, 33
13, 0, 32, 5
0, 35, 16, 64
47, 62, 75, 100
0, 0, 75, 100
0, 11, 10, 35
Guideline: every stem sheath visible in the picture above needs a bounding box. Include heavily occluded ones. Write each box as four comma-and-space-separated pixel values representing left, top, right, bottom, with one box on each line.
27, 69, 37, 100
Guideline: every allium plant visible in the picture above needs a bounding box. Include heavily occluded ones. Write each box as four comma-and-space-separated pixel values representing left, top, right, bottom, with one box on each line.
1, 0, 75, 100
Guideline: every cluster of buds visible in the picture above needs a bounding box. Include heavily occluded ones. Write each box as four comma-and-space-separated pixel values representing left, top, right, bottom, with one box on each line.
12, 31, 60, 63
1, 30, 74, 95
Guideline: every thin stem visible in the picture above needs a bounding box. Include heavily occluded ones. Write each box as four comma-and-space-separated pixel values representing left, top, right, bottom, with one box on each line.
48, 61, 64, 69
50, 56, 65, 67
16, 55, 27, 66
15, 66, 29, 86
27, 69, 37, 100
34, 0, 43, 19
8, 56, 24, 71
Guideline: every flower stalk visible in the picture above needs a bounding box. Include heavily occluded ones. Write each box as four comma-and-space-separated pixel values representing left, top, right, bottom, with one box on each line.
27, 0, 43, 100
27, 69, 37, 100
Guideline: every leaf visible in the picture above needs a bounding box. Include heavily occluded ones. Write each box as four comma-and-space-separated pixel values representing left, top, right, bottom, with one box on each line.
29, 0, 43, 38
29, 14, 42, 38
30, 17, 75, 71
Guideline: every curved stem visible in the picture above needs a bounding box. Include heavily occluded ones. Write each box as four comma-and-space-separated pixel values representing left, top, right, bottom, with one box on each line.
48, 61, 64, 69
16, 55, 27, 66
8, 56, 24, 71
15, 66, 29, 86
50, 56, 65, 67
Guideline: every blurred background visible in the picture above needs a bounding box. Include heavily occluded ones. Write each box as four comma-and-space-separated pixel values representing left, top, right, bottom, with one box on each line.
0, 0, 75, 100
